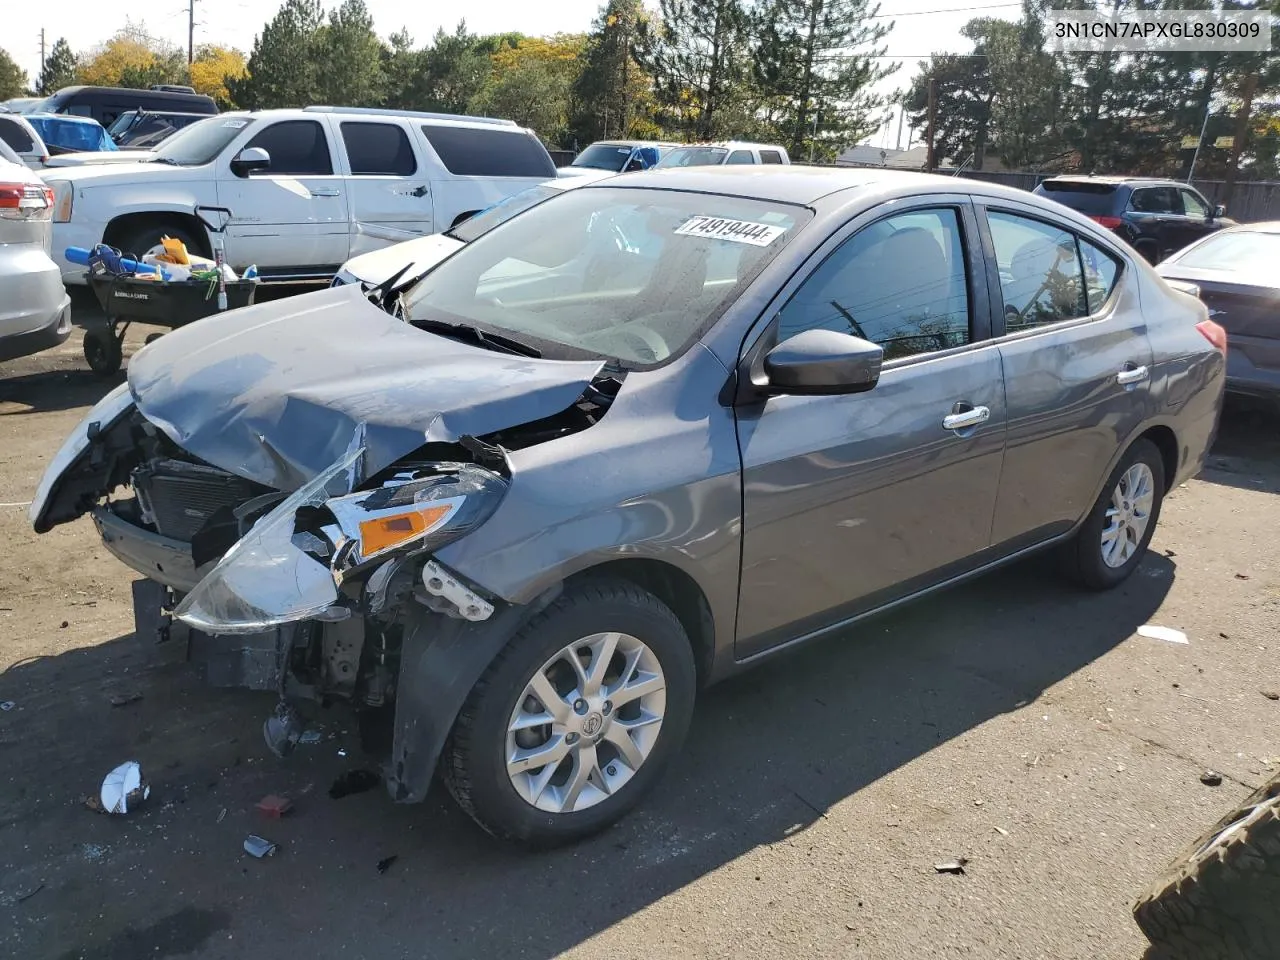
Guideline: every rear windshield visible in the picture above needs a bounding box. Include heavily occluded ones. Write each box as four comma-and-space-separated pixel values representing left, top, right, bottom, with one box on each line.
658, 146, 729, 167
572, 143, 633, 171
0, 116, 36, 153
1173, 231, 1280, 273
1038, 181, 1118, 216
421, 125, 556, 179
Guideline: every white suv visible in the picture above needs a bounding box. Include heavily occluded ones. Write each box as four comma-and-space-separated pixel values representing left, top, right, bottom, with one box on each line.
42, 107, 559, 284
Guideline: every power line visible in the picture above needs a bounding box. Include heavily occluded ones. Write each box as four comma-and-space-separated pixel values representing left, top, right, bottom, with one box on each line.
870, 2, 1021, 18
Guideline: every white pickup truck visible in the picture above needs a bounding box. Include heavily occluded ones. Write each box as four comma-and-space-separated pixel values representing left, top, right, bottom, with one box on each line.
42, 107, 559, 284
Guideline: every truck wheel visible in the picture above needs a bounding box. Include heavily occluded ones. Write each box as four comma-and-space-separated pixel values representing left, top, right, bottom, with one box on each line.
442, 579, 697, 847
116, 221, 205, 263
1063, 439, 1164, 590
83, 327, 122, 376
1133, 775, 1280, 959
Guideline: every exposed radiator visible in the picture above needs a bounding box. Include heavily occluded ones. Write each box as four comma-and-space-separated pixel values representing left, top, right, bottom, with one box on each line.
132, 459, 266, 542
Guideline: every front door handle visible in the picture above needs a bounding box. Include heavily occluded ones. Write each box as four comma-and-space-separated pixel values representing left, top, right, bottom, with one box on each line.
1117, 364, 1150, 386
942, 405, 990, 431
409, 184, 429, 198
311, 188, 341, 197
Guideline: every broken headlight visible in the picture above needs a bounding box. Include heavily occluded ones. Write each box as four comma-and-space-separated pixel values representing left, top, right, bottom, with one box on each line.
173, 454, 507, 635
324, 463, 507, 575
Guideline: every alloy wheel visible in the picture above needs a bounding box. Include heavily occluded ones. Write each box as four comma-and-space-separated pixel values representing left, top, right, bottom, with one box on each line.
1101, 462, 1156, 568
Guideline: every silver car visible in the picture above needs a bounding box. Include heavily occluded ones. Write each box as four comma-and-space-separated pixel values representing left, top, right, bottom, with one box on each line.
31, 168, 1224, 846
0, 147, 72, 363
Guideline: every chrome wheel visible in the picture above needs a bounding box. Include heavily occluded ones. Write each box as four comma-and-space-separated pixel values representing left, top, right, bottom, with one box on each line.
1101, 462, 1155, 568
506, 632, 666, 814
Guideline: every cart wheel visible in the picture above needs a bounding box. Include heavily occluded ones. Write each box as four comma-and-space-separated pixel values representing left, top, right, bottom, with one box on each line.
144, 333, 163, 345
83, 328, 123, 376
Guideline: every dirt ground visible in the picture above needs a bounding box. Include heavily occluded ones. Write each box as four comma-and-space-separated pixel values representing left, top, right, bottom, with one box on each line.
1, 294, 1277, 960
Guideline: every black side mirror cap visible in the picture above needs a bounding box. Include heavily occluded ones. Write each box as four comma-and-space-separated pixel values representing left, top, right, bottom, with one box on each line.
761, 329, 884, 396
230, 146, 271, 178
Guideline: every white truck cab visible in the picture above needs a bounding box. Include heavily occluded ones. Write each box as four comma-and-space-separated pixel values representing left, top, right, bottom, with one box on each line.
43, 106, 558, 284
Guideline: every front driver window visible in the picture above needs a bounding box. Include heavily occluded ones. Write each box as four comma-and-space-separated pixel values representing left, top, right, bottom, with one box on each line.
775, 208, 972, 360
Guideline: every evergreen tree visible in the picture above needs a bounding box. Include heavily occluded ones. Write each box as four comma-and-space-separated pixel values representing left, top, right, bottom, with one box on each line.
381, 29, 424, 110
418, 23, 492, 114
38, 39, 79, 96
638, 0, 751, 140
753, 0, 893, 159
229, 0, 324, 109
905, 20, 998, 169
315, 0, 385, 106
570, 0, 653, 144
0, 50, 25, 100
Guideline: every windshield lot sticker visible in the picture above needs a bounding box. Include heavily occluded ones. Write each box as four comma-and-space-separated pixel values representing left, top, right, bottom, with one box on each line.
221, 119, 248, 128
675, 216, 787, 246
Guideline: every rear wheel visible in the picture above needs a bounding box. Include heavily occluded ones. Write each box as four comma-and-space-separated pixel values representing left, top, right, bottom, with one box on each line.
1063, 439, 1165, 590
442, 579, 696, 847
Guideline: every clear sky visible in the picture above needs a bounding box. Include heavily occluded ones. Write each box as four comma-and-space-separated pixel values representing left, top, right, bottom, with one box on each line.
6, 0, 1022, 148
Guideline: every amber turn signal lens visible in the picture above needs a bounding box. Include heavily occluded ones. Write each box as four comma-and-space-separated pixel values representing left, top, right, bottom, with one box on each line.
358, 504, 452, 556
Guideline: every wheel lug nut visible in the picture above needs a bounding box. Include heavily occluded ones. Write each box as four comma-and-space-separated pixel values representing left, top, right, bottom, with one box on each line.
566, 733, 579, 745
607, 764, 617, 776
573, 699, 588, 714
602, 701, 612, 715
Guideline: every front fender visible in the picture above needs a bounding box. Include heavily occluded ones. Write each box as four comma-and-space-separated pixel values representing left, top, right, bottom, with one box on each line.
386, 585, 562, 804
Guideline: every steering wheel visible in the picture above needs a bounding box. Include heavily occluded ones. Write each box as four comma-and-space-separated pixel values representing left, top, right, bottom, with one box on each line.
614, 324, 668, 362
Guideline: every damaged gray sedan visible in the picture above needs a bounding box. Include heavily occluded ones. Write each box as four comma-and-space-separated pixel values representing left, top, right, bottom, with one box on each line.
31, 167, 1225, 846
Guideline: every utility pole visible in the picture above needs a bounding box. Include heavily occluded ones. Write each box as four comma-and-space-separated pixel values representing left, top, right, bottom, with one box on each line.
39, 29, 46, 77
1186, 95, 1213, 184
926, 73, 937, 173
187, 0, 197, 65
896, 99, 905, 152
1222, 72, 1259, 208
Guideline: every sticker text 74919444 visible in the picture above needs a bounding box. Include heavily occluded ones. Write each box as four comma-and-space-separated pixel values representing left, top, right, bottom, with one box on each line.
675, 216, 787, 246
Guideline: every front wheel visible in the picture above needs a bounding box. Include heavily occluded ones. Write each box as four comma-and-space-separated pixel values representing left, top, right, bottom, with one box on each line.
1064, 438, 1165, 590
442, 579, 697, 847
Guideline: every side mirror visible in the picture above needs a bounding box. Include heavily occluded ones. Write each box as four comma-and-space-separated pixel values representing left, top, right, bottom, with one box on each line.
1212, 204, 1226, 219
762, 329, 883, 396
230, 146, 270, 178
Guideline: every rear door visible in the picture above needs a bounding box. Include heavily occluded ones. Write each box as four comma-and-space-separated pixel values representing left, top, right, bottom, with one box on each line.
977, 201, 1152, 551
735, 198, 1006, 658
1171, 187, 1219, 253
216, 116, 350, 277
338, 119, 433, 259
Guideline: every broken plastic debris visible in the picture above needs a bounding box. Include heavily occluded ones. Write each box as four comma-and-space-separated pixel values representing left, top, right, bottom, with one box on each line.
262, 700, 305, 758
376, 855, 398, 874
243, 835, 278, 858
256, 794, 294, 818
1137, 625, 1188, 645
109, 692, 143, 707
1200, 770, 1224, 787
216, 807, 227, 823
934, 858, 969, 875
0, 701, 14, 711
298, 728, 324, 745
97, 761, 150, 814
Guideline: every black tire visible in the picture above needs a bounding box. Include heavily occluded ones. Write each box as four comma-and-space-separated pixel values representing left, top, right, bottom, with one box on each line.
442, 578, 696, 847
83, 327, 122, 376
1064, 438, 1165, 590
1133, 774, 1280, 960
116, 221, 206, 263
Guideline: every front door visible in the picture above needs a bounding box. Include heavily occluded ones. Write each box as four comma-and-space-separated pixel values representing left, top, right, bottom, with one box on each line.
736, 203, 1006, 659
216, 117, 349, 277
1171, 187, 1218, 252
979, 204, 1154, 549
338, 118, 434, 260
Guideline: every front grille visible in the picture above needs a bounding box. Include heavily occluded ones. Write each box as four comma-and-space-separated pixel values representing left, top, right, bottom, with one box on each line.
133, 459, 267, 542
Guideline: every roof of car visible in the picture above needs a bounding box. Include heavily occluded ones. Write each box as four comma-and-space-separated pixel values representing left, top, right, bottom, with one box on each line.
1221, 220, 1280, 234
1040, 175, 1184, 187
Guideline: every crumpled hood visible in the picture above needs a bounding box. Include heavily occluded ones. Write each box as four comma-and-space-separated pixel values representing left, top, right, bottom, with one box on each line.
127, 284, 604, 491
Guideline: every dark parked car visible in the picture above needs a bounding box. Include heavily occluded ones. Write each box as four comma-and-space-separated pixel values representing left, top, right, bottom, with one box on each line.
22, 85, 217, 130
1034, 176, 1234, 264
31, 168, 1225, 846
107, 109, 211, 149
1157, 222, 1280, 403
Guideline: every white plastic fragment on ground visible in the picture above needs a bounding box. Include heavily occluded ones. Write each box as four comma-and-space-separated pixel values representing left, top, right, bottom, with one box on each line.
1137, 625, 1188, 645
98, 761, 150, 814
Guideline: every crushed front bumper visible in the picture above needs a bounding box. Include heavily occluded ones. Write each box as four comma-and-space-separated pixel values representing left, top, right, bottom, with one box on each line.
93, 506, 207, 593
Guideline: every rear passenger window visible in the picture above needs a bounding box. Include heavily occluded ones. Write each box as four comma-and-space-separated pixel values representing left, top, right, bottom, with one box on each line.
0, 118, 35, 153
1079, 238, 1121, 313
759, 150, 784, 164
988, 211, 1087, 330
341, 121, 416, 175
421, 126, 556, 178
1129, 187, 1179, 214
726, 150, 754, 164
245, 120, 333, 175
776, 207, 971, 360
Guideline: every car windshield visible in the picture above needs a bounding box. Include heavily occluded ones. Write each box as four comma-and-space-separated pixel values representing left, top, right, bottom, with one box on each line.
106, 111, 140, 137
152, 116, 255, 165
1174, 231, 1280, 274
658, 147, 729, 167
572, 143, 632, 171
404, 186, 807, 366
447, 183, 562, 243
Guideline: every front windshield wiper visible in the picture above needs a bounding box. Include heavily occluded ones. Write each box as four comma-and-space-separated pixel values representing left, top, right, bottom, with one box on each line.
413, 318, 542, 358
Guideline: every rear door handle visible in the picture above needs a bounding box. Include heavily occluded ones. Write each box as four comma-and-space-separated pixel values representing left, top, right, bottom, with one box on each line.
311, 188, 341, 197
942, 405, 990, 431
1117, 364, 1150, 386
